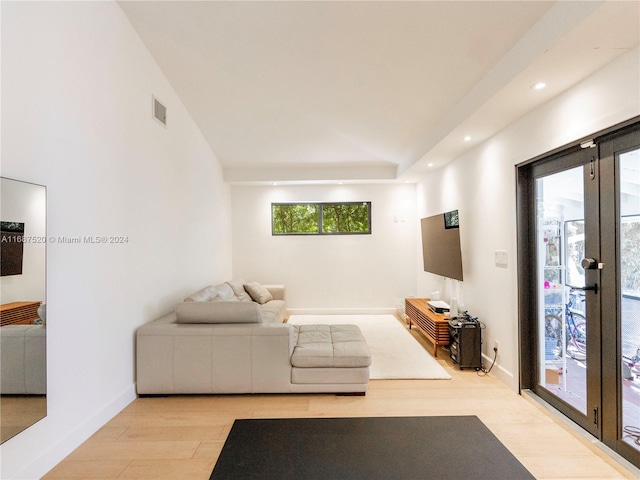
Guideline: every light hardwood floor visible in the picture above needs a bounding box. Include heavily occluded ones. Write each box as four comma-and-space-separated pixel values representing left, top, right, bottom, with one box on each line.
1, 396, 46, 443
43, 323, 640, 480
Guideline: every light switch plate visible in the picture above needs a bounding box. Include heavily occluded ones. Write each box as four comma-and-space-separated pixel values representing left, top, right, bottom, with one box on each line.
495, 250, 508, 267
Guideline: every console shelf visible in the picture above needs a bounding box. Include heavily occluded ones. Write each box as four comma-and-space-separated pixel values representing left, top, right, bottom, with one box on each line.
0, 301, 41, 326
405, 298, 450, 357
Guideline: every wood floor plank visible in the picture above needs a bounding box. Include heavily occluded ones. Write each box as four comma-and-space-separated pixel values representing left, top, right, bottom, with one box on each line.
122, 395, 310, 415
489, 422, 596, 456
192, 441, 226, 460
89, 426, 129, 442
43, 459, 129, 479
107, 412, 237, 428
116, 426, 226, 442
518, 453, 628, 479
117, 459, 216, 479
62, 441, 200, 462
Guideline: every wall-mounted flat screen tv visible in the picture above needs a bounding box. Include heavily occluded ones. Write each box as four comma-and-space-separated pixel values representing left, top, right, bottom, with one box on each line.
420, 210, 463, 281
1, 221, 25, 276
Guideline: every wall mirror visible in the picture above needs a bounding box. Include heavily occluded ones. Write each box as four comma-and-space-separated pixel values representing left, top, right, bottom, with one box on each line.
0, 177, 47, 443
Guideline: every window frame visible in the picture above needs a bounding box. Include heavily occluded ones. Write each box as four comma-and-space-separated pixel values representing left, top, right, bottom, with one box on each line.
271, 201, 372, 236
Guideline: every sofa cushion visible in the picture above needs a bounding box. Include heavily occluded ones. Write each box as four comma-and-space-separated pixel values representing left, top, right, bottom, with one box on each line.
175, 301, 262, 324
213, 282, 236, 301
1, 325, 46, 394
184, 285, 218, 302
226, 279, 253, 302
244, 282, 274, 304
291, 325, 371, 368
260, 300, 286, 324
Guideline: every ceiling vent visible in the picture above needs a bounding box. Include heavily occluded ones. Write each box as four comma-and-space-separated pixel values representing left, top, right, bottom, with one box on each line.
152, 95, 167, 127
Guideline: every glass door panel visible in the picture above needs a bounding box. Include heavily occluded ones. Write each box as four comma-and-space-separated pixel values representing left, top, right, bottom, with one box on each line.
536, 166, 587, 414
619, 147, 640, 451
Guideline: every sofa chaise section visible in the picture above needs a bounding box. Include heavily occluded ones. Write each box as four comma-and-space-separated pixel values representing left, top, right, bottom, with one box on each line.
291, 324, 371, 389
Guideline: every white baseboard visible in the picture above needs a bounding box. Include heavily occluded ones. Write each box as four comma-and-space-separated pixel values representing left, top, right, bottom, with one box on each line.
481, 352, 515, 381
497, 363, 514, 379
13, 385, 136, 480
287, 307, 399, 316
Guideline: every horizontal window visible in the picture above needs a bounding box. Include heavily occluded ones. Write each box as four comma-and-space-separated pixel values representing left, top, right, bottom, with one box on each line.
272, 202, 371, 235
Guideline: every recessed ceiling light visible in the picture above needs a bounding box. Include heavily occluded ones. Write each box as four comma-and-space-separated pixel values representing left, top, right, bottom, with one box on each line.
463, 136, 471, 142
427, 162, 434, 167
532, 82, 546, 90
272, 182, 277, 186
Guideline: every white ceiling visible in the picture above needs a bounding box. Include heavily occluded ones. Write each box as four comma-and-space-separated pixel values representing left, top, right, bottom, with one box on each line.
118, 1, 640, 185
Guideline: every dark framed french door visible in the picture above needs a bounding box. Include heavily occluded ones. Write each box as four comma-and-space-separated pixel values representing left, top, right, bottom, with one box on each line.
518, 143, 602, 437
600, 126, 640, 463
518, 117, 640, 468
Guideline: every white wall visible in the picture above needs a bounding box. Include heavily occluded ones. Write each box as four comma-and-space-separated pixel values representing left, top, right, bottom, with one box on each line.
0, 2, 232, 478
232, 184, 417, 313
416, 48, 640, 391
1, 179, 47, 303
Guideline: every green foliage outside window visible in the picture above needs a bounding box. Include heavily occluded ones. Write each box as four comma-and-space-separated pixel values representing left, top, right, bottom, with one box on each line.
322, 203, 370, 233
272, 202, 371, 235
272, 204, 319, 234
621, 217, 640, 295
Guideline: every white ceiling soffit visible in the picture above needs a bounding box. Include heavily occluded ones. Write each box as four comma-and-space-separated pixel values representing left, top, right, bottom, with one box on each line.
118, 1, 640, 185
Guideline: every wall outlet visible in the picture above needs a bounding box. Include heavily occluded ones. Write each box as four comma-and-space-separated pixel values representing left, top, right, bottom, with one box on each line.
494, 340, 500, 352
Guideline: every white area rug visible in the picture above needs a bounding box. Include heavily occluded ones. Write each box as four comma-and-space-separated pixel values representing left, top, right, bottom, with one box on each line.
287, 314, 451, 380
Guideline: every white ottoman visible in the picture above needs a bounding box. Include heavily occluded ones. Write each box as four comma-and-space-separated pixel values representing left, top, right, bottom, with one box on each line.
290, 324, 371, 394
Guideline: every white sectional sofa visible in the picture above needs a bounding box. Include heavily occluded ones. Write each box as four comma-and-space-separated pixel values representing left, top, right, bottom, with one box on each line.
136, 280, 371, 395
0, 325, 46, 395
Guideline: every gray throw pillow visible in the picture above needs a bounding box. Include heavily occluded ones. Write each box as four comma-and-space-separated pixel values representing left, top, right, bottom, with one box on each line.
244, 282, 273, 304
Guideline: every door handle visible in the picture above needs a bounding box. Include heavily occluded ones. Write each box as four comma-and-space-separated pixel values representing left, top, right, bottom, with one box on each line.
574, 284, 598, 294
580, 258, 599, 293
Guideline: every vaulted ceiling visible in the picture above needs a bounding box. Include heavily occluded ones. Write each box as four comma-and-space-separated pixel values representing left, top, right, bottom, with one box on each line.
119, 1, 640, 184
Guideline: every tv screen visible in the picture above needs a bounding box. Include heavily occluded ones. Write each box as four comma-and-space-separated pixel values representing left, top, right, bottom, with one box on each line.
1, 221, 25, 276
420, 210, 463, 281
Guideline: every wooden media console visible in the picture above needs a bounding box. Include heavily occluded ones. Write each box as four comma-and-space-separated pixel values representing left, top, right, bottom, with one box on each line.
404, 298, 450, 357
0, 301, 41, 326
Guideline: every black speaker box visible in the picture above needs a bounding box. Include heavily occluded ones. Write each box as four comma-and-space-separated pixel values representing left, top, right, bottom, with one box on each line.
449, 321, 482, 369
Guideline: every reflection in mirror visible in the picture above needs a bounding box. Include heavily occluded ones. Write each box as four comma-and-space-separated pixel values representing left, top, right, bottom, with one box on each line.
0, 177, 46, 443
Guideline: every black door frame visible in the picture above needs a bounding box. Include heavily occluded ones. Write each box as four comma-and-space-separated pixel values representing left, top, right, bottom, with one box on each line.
517, 116, 640, 467
517, 145, 601, 436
